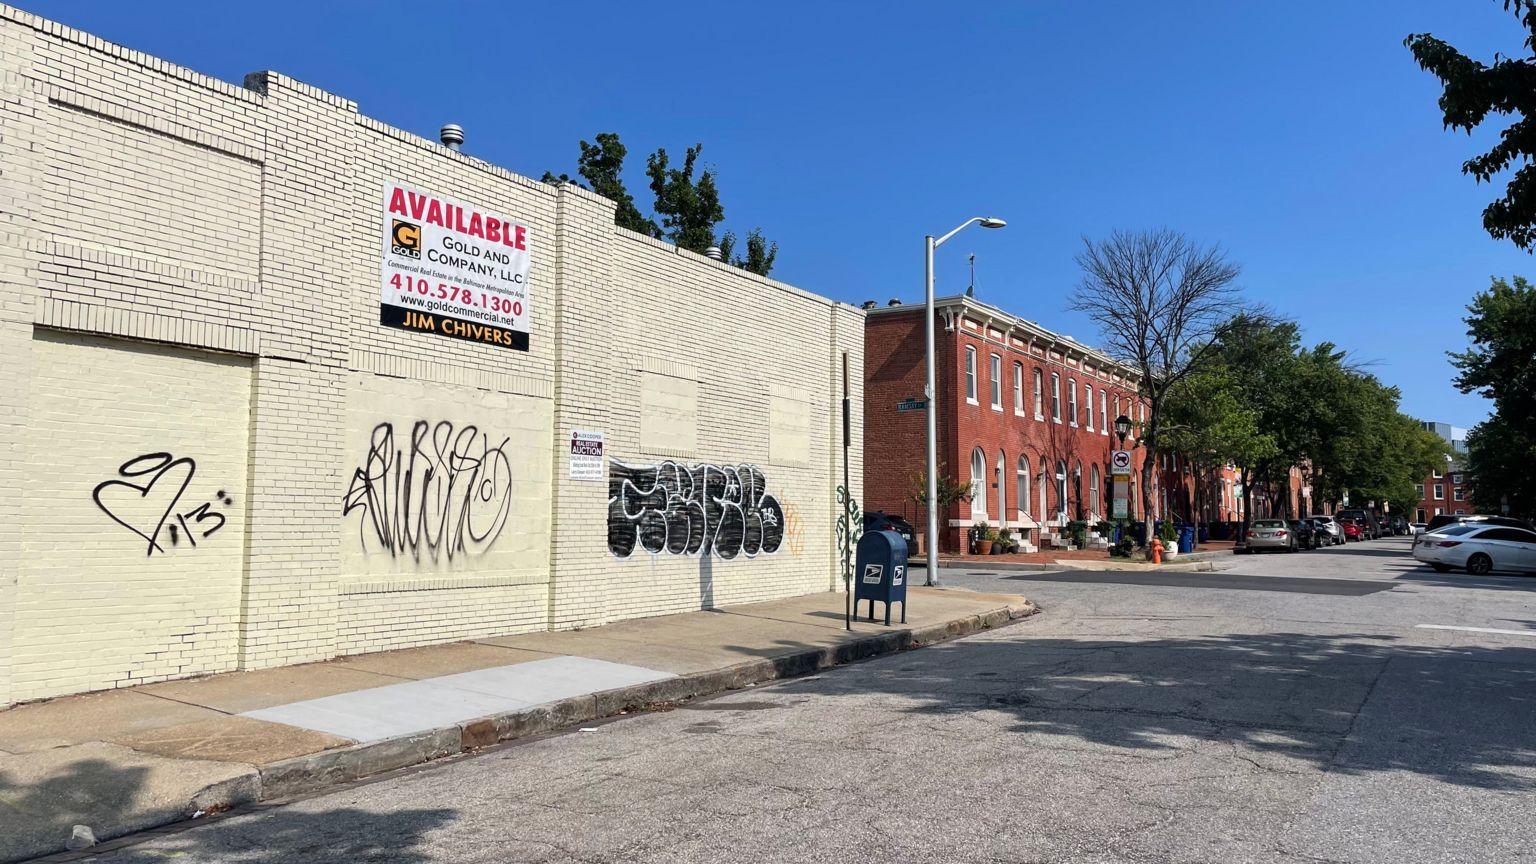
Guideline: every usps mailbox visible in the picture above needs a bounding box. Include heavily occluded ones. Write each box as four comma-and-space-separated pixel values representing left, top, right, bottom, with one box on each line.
854, 529, 908, 625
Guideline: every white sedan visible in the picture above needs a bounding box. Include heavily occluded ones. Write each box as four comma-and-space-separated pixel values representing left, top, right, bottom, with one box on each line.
1412, 524, 1536, 575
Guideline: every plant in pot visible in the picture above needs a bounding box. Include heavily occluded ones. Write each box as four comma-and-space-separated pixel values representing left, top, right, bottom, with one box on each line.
1110, 535, 1136, 558
995, 527, 1014, 554
1066, 519, 1088, 550
970, 521, 991, 555
1159, 520, 1180, 560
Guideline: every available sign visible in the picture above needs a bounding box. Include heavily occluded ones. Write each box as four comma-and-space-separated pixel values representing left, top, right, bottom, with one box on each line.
568, 429, 604, 482
379, 181, 532, 351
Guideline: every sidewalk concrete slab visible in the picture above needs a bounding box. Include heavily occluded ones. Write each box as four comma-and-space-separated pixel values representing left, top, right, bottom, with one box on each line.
0, 690, 223, 754
108, 716, 350, 764
241, 657, 674, 743
331, 641, 558, 679
139, 664, 406, 714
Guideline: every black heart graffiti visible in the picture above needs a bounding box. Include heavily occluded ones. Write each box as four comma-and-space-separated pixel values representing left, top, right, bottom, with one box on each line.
92, 453, 232, 556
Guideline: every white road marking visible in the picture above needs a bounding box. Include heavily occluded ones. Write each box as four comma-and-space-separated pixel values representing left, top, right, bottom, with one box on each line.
1416, 624, 1536, 638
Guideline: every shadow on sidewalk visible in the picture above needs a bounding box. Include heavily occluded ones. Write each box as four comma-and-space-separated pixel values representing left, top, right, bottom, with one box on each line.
0, 756, 455, 863
744, 629, 1536, 792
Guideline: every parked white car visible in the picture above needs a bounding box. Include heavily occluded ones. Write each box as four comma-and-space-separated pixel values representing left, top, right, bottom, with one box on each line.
1310, 515, 1345, 546
1411, 524, 1536, 575
1408, 522, 1426, 536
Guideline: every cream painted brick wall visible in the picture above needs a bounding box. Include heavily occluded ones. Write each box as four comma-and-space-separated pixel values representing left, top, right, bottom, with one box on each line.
15, 331, 252, 701
0, 5, 864, 705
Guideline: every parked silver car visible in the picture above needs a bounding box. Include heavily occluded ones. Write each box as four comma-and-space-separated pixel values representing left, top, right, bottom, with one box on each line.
1245, 518, 1297, 552
1310, 515, 1345, 546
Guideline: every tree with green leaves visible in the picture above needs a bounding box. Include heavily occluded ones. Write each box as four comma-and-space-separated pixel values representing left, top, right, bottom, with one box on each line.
540, 133, 658, 237
1407, 2, 1536, 249
1453, 275, 1536, 517
545, 135, 780, 276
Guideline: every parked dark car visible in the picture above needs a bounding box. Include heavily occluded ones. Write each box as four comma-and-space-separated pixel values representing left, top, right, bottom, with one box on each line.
1290, 519, 1322, 550
863, 511, 916, 547
1423, 513, 1534, 534
1335, 508, 1375, 539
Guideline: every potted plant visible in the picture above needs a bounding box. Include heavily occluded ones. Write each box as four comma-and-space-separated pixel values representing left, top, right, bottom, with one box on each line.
1159, 520, 1180, 560
1066, 519, 1088, 550
971, 521, 991, 555
994, 527, 1012, 555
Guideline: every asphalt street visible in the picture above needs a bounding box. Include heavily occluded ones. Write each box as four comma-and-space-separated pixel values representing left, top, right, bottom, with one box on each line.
77, 537, 1536, 864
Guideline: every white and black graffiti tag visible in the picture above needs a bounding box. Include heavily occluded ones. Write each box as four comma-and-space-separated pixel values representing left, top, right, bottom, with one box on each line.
607, 460, 786, 559
343, 421, 514, 562
92, 453, 234, 556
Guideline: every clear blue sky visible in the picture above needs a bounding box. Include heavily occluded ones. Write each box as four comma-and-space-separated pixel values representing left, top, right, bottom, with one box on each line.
28, 0, 1532, 427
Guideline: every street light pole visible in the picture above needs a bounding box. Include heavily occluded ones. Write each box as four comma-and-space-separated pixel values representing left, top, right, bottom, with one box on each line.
924, 216, 1006, 587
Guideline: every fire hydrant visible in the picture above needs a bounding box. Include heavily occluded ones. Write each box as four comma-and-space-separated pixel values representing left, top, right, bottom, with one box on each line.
1150, 537, 1164, 565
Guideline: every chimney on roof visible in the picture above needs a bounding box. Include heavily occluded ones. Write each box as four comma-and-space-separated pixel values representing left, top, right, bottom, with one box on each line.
887, 298, 902, 306
860, 300, 877, 310
439, 124, 464, 151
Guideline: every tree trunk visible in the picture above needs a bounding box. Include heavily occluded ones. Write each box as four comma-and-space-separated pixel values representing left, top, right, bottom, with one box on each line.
1140, 446, 1157, 544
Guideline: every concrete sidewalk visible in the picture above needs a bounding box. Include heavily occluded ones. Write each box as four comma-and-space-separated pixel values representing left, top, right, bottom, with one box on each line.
0, 586, 1033, 863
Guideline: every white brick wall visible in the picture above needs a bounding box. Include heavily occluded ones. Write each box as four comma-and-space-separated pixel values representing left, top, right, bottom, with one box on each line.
0, 5, 864, 705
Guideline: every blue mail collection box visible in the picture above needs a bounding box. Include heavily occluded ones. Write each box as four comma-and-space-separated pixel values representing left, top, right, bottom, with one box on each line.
854, 530, 908, 625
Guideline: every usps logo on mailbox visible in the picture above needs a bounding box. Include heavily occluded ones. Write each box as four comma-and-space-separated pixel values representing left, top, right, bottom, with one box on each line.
862, 563, 884, 584
892, 565, 905, 586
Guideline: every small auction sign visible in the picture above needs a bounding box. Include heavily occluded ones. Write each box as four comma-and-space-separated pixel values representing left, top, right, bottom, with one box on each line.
379, 181, 532, 350
569, 430, 605, 482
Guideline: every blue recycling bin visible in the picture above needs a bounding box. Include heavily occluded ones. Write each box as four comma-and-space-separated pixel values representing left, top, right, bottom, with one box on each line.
1179, 526, 1195, 553
1197, 524, 1209, 544
853, 530, 908, 625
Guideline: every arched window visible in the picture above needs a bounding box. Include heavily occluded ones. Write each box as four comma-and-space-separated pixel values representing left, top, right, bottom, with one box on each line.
1086, 384, 1095, 431
970, 447, 987, 519
1013, 362, 1024, 412
1091, 465, 1101, 516
1016, 456, 1030, 520
1038, 462, 1049, 521
1050, 373, 1062, 422
1033, 368, 1044, 418
995, 451, 1007, 523
1068, 378, 1078, 426
1073, 461, 1083, 518
964, 347, 977, 402
1055, 460, 1068, 521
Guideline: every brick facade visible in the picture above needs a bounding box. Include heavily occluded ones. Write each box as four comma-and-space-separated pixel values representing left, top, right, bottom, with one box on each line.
0, 6, 862, 706
1413, 465, 1472, 523
864, 297, 1151, 553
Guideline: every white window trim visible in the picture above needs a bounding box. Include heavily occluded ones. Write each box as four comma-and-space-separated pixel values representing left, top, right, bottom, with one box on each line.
1453, 487, 1465, 501
1033, 369, 1044, 420
989, 353, 1003, 411
1068, 378, 1079, 427
1433, 484, 1444, 500
1013, 362, 1024, 415
1086, 384, 1095, 431
1051, 373, 1062, 424
1100, 390, 1109, 436
964, 346, 978, 405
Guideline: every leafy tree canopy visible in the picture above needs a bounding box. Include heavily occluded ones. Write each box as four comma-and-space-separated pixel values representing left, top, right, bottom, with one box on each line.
1407, 1, 1536, 249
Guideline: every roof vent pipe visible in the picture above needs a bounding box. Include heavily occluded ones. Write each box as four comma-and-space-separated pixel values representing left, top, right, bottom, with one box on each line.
704, 245, 723, 261
439, 124, 464, 151
887, 298, 902, 306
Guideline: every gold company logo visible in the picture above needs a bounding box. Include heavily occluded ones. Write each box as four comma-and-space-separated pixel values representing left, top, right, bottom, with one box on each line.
391, 219, 421, 258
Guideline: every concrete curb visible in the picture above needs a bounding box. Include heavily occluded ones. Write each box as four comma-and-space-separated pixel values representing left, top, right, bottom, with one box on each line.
255, 599, 1038, 801
910, 558, 1071, 573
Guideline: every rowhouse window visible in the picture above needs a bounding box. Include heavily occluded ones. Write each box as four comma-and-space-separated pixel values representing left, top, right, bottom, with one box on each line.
965, 347, 977, 403
1068, 378, 1078, 426
1415, 484, 1424, 498
1033, 369, 1044, 418
1090, 464, 1101, 515
1453, 472, 1464, 484
1433, 484, 1444, 500
1100, 389, 1109, 436
990, 353, 1002, 409
1013, 362, 1024, 413
1051, 373, 1061, 422
1453, 487, 1465, 501
1086, 384, 1095, 431
971, 447, 987, 518
1017, 456, 1030, 520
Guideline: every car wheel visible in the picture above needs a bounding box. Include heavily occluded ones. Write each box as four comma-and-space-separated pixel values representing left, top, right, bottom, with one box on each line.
1430, 563, 1451, 572
1467, 553, 1494, 576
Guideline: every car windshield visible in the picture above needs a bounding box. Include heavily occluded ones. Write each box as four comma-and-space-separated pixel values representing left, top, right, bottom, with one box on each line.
1254, 520, 1285, 529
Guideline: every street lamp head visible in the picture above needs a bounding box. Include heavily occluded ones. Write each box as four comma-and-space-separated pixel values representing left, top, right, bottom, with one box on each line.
978, 217, 1007, 229
1114, 414, 1132, 443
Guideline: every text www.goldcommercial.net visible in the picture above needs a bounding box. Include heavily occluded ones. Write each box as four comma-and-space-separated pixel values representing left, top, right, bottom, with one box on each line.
394, 293, 502, 323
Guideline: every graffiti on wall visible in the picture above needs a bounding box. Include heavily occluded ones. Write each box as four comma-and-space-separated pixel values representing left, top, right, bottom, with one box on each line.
93, 453, 234, 556
343, 421, 514, 561
607, 460, 786, 559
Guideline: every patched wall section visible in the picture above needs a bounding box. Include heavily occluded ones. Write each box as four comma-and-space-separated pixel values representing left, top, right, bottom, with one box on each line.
14, 331, 252, 701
